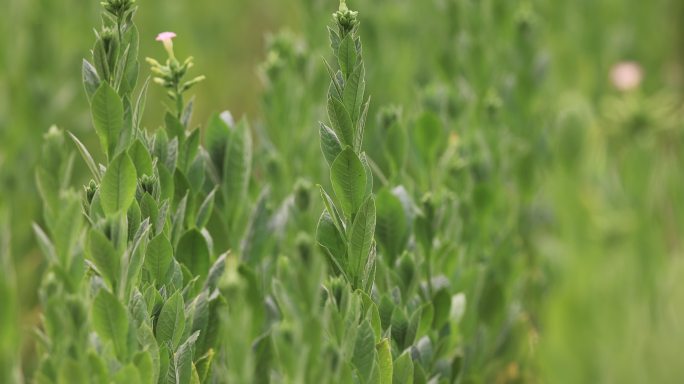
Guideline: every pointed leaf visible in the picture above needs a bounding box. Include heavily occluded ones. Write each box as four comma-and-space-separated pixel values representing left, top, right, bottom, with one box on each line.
101, 152, 137, 216
330, 148, 366, 218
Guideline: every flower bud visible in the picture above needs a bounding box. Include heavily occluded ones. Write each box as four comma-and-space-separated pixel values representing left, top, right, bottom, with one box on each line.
295, 232, 313, 262
333, 1, 359, 38
84, 180, 99, 206
293, 179, 312, 211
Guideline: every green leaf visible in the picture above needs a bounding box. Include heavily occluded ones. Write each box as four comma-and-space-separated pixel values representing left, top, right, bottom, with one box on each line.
377, 338, 393, 384
145, 234, 173, 286
338, 33, 357, 79
92, 289, 128, 360
89, 229, 120, 289
101, 152, 138, 216
343, 63, 365, 124
68, 132, 101, 182
195, 188, 217, 229
240, 188, 273, 266
392, 351, 414, 384
222, 118, 252, 221
91, 81, 124, 158
83, 59, 101, 101
128, 139, 153, 177
165, 112, 185, 141
316, 212, 347, 276
112, 364, 141, 384
327, 97, 354, 147
156, 291, 185, 350
413, 112, 443, 164
352, 320, 377, 382
174, 331, 200, 384
176, 229, 210, 281
376, 188, 409, 262
348, 196, 376, 286
330, 148, 366, 218
319, 122, 343, 166
133, 351, 154, 384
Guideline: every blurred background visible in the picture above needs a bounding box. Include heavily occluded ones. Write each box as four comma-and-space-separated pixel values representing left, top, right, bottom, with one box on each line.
1, 0, 684, 382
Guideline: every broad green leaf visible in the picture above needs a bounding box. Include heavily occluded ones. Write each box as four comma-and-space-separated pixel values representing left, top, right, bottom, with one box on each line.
101, 152, 137, 216
319, 122, 343, 166
176, 229, 210, 281
129, 139, 153, 177
91, 81, 124, 158
327, 97, 354, 147
330, 148, 366, 218
92, 289, 128, 360
145, 234, 173, 286
377, 338, 393, 384
348, 196, 376, 286
89, 229, 120, 288
376, 188, 409, 262
392, 351, 414, 384
156, 291, 185, 349
338, 33, 357, 79
352, 320, 376, 382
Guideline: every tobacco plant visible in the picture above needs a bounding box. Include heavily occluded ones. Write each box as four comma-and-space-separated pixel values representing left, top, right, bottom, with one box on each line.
32, 0, 233, 381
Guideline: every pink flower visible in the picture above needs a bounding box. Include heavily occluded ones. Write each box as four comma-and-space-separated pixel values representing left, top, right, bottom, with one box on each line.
155, 31, 176, 42
610, 61, 642, 92
155, 32, 177, 60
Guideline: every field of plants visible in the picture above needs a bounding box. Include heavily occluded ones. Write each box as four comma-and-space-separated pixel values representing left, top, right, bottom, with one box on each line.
1, 0, 683, 382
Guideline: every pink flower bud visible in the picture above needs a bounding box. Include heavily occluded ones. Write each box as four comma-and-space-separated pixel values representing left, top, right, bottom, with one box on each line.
610, 61, 642, 92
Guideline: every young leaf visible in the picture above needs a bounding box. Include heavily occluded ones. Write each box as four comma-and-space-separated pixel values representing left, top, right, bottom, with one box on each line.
375, 188, 409, 261
92, 289, 129, 360
338, 33, 358, 79
156, 291, 186, 350
377, 338, 393, 384
352, 320, 377, 382
195, 188, 217, 229
330, 148, 366, 218
327, 97, 354, 147
101, 152, 138, 216
145, 234, 173, 286
68, 132, 101, 182
343, 63, 365, 124
128, 139, 153, 177
89, 229, 120, 289
392, 351, 414, 384
319, 122, 343, 166
91, 81, 124, 158
83, 59, 101, 101
176, 229, 210, 281
348, 196, 376, 285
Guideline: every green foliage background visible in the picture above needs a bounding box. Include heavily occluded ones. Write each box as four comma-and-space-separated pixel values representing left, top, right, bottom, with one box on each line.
1, 0, 684, 382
